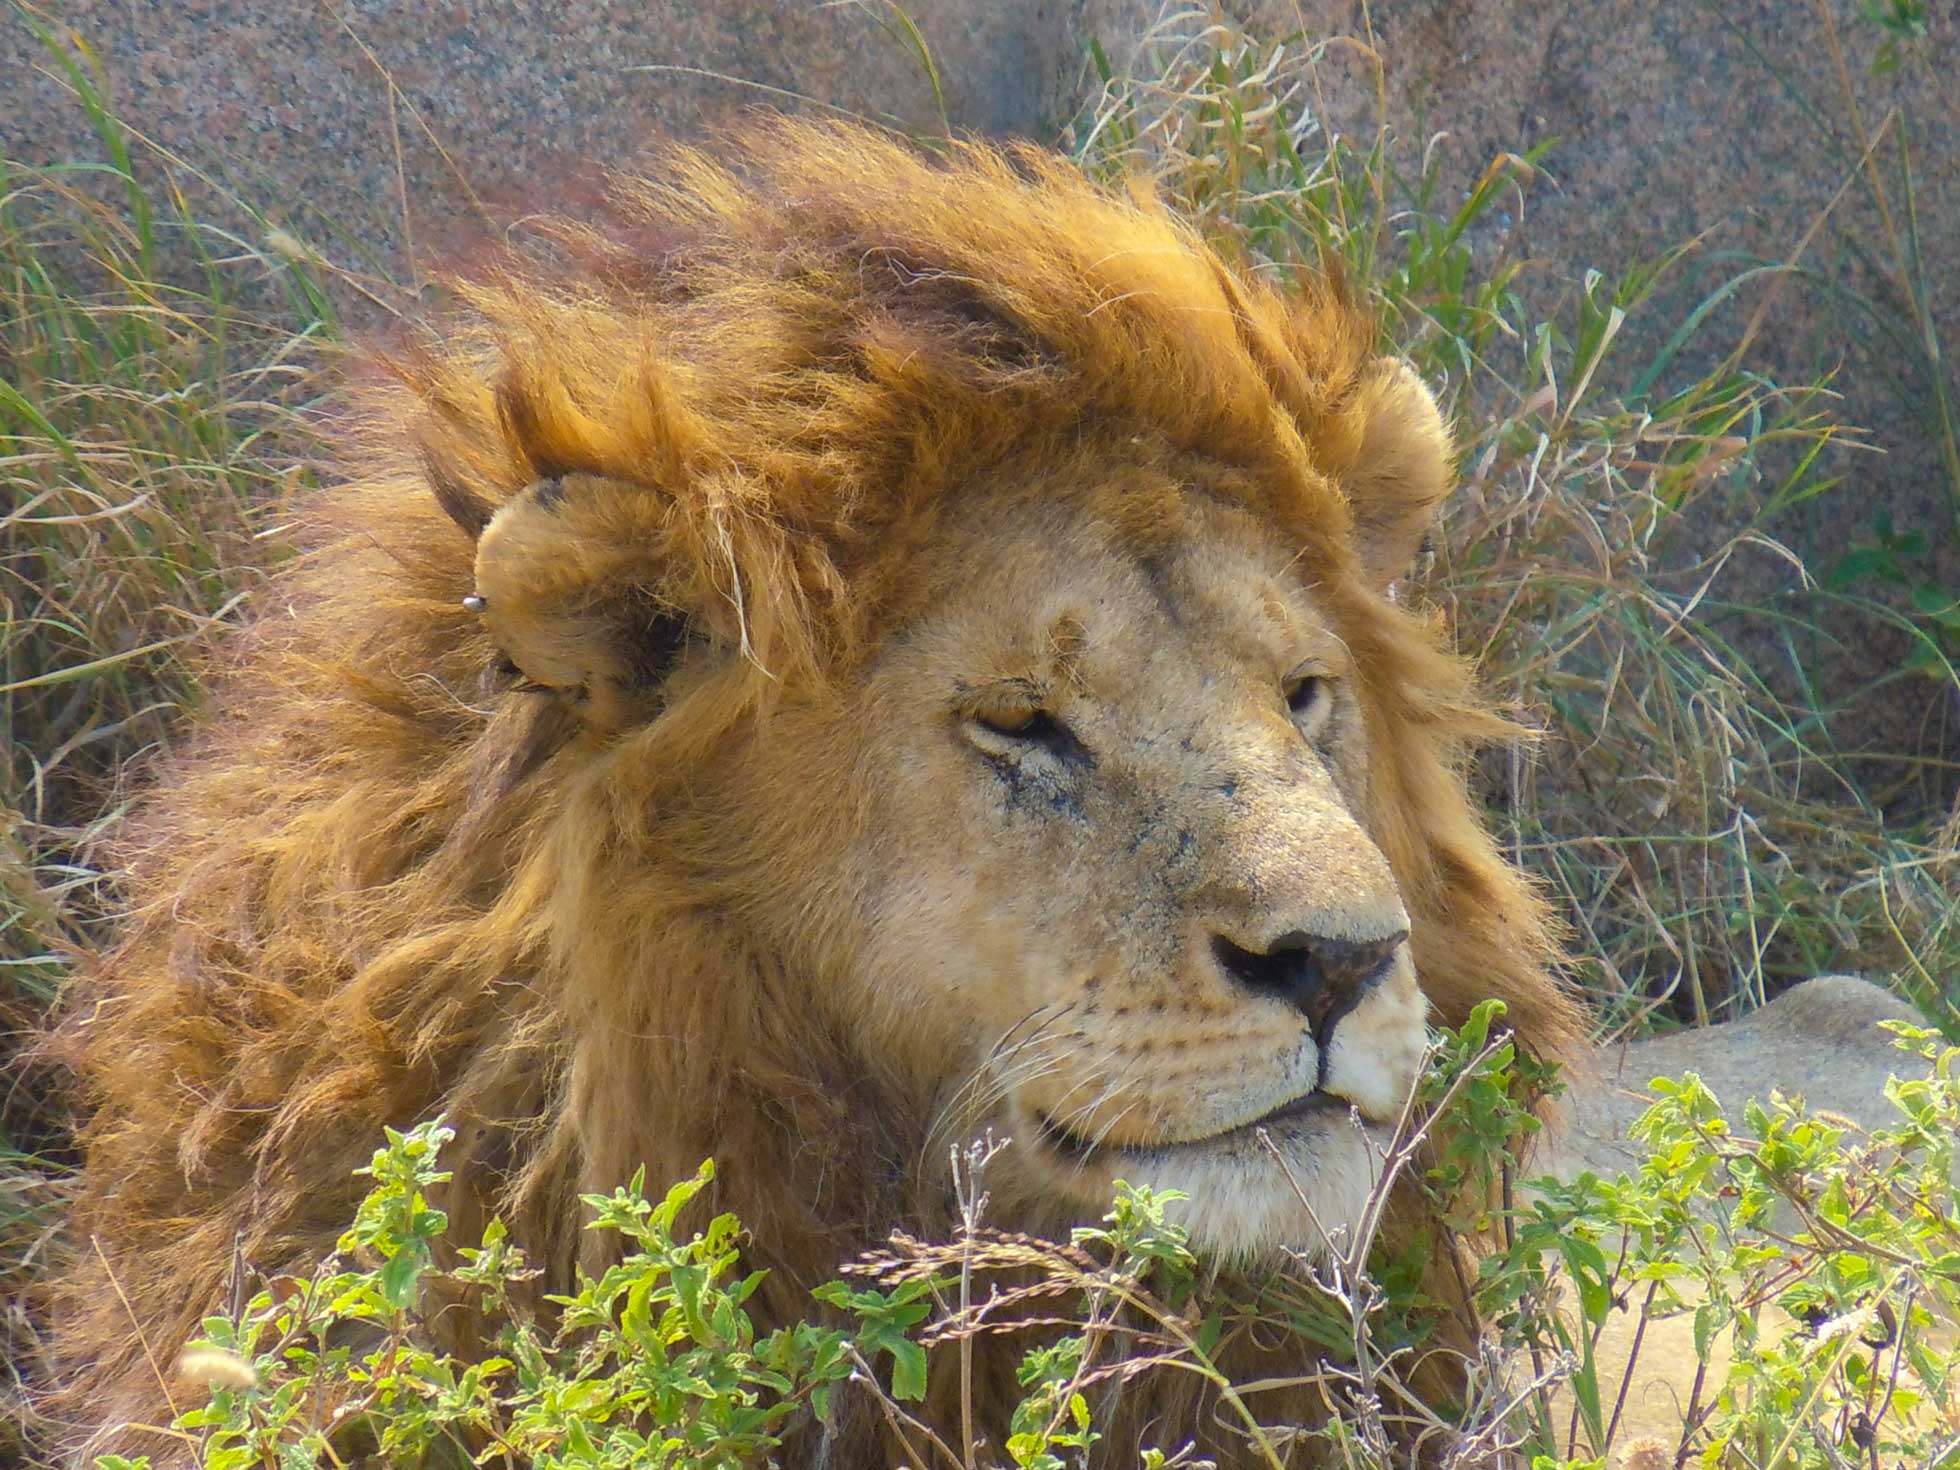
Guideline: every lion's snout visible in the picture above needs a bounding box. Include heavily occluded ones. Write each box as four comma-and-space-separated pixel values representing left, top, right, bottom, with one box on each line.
1208, 927, 1407, 1039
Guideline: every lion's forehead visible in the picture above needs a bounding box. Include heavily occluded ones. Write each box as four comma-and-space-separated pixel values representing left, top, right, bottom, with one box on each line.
898, 485, 1348, 711
846, 482, 1393, 962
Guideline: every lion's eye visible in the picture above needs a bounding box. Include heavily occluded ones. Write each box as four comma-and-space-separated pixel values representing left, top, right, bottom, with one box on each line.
975, 706, 1040, 736
1284, 673, 1332, 734
967, 706, 1089, 764
976, 707, 1069, 743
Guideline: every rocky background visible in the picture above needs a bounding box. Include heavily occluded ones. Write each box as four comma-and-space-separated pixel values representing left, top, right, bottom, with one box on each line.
7, 0, 1956, 780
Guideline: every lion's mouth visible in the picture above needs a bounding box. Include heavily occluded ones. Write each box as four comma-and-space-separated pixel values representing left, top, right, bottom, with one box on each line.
1032, 1088, 1349, 1164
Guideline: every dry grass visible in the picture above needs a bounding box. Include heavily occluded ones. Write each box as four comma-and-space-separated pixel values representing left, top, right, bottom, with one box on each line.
0, 13, 354, 1439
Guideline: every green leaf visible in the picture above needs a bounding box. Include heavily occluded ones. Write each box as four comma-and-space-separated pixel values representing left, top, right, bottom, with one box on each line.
885, 1339, 929, 1402
1693, 1299, 1724, 1361
378, 1248, 423, 1311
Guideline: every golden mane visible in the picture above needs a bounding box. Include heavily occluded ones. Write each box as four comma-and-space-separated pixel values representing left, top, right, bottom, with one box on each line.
52, 119, 1580, 1464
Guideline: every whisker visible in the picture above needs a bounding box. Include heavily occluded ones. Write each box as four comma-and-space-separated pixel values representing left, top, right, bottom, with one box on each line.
921, 1002, 1076, 1170
927, 1004, 1065, 1134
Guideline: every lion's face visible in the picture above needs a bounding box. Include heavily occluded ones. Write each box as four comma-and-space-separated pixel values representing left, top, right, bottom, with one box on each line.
818, 467, 1427, 1261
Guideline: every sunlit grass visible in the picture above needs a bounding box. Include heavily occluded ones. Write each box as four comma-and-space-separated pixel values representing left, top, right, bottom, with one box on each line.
0, 11, 351, 1421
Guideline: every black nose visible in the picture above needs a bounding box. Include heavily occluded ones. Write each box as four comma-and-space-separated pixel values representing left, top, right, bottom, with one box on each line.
1211, 929, 1407, 1038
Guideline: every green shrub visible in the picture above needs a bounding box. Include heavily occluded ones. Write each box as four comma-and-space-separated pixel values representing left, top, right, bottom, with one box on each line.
115, 1009, 1960, 1468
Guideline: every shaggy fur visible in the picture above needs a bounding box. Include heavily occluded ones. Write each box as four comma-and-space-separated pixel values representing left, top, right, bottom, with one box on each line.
49, 121, 1582, 1465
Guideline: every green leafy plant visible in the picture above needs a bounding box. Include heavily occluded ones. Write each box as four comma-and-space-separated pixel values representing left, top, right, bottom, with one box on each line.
1826, 513, 1960, 684
114, 1122, 1210, 1470
112, 1124, 867, 1470
108, 1010, 1960, 1469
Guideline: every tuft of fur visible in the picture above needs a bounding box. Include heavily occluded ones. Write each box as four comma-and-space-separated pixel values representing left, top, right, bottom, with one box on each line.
47, 120, 1580, 1465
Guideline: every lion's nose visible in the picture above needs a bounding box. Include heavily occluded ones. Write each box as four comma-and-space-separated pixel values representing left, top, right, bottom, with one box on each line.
1211, 929, 1407, 1038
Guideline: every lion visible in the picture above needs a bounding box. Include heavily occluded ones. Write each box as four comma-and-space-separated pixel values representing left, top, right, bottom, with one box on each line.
48, 119, 1589, 1466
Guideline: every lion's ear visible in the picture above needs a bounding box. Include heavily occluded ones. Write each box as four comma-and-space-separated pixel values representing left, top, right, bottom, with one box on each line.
1344, 359, 1454, 590
468, 473, 692, 733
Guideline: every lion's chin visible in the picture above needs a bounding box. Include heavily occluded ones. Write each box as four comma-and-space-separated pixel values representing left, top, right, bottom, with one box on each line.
1010, 1107, 1391, 1265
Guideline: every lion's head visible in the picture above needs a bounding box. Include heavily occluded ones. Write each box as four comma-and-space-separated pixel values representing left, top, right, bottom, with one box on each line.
481, 441, 1437, 1259
57, 120, 1580, 1463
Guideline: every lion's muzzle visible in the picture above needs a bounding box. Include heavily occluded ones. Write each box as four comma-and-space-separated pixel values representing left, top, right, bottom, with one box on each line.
1209, 927, 1409, 1058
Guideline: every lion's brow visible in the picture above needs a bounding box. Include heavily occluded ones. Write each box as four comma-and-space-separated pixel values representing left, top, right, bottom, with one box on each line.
957, 613, 1090, 697
1046, 613, 1088, 685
